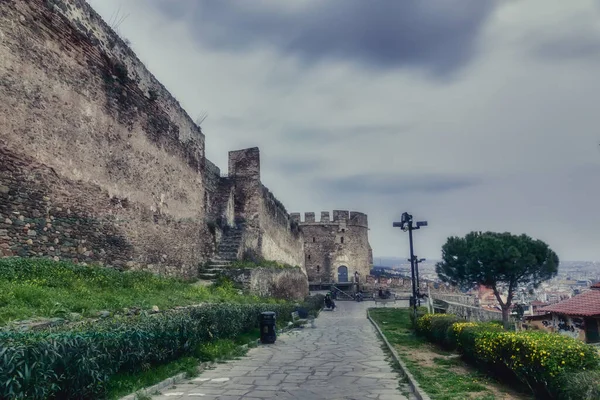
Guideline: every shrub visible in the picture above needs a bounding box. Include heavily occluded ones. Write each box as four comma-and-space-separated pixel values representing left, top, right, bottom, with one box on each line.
451, 321, 504, 361
415, 313, 455, 336
0, 298, 322, 399
409, 306, 428, 327
303, 294, 325, 315
473, 330, 600, 397
555, 370, 600, 400
416, 314, 600, 398
429, 315, 461, 348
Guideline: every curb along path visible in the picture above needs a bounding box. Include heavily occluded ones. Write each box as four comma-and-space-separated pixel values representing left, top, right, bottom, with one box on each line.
150, 302, 410, 400
367, 311, 431, 400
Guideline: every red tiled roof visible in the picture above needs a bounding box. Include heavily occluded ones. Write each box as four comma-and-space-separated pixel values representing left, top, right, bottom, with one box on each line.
531, 301, 547, 306
591, 282, 600, 289
541, 288, 600, 317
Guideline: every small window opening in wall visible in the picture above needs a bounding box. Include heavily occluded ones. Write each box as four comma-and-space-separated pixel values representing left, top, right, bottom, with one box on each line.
313, 237, 315, 242
308, 254, 311, 260
317, 265, 320, 273
341, 237, 344, 244
342, 229, 345, 233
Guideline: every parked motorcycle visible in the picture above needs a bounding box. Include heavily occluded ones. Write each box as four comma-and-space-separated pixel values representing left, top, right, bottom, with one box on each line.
324, 293, 336, 310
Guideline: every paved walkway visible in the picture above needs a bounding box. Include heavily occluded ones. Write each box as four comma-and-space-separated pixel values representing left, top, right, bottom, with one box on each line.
152, 301, 411, 400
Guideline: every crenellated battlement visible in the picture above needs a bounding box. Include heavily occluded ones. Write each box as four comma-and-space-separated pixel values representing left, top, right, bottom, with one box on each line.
290, 210, 368, 227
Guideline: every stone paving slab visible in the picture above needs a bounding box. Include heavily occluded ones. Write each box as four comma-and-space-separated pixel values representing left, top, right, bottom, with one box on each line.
151, 302, 410, 400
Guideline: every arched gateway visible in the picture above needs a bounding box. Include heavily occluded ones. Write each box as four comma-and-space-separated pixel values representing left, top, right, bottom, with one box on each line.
337, 265, 349, 282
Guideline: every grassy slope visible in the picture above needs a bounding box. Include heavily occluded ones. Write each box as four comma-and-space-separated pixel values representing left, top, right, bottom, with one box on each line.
370, 308, 532, 400
0, 258, 282, 324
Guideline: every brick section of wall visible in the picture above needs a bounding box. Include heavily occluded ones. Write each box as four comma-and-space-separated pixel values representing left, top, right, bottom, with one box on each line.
0, 146, 212, 278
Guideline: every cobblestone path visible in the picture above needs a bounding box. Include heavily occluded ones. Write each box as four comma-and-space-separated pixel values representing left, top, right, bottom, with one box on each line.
152, 301, 410, 400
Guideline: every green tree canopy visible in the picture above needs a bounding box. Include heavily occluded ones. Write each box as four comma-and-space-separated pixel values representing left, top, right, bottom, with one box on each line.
435, 231, 559, 326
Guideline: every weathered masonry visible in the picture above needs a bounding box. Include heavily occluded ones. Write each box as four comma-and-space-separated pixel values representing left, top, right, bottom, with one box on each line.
0, 0, 304, 278
291, 211, 373, 284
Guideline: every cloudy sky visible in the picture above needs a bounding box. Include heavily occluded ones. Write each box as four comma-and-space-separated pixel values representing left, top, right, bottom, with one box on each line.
87, 0, 600, 262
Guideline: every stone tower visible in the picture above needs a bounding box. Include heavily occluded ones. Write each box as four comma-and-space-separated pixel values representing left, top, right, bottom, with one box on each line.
290, 210, 373, 284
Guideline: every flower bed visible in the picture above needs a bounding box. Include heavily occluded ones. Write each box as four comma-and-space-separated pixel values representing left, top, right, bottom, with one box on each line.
415, 313, 600, 399
0, 298, 323, 400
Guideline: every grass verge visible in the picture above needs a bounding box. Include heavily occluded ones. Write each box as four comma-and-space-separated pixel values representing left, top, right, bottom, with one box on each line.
0, 258, 284, 324
370, 308, 532, 400
106, 331, 261, 399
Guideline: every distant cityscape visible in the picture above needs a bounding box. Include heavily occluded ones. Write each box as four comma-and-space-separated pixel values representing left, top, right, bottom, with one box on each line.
371, 257, 600, 315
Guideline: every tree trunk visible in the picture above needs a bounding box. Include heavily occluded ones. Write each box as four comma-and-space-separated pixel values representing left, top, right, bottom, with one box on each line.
501, 305, 510, 329
492, 285, 512, 329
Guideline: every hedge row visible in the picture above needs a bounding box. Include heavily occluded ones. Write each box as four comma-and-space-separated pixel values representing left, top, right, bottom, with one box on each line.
0, 297, 324, 400
415, 314, 600, 399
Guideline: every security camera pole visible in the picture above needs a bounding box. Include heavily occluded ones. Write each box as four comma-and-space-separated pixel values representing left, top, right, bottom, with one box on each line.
393, 212, 427, 317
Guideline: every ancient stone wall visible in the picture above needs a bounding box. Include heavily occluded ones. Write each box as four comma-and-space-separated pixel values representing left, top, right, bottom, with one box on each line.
0, 0, 215, 276
259, 186, 304, 268
0, 146, 209, 277
293, 210, 371, 283
226, 148, 305, 271
0, 0, 306, 279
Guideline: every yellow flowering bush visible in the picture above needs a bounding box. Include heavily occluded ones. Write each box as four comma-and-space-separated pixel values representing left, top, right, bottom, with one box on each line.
415, 313, 455, 335
416, 313, 600, 397
473, 330, 599, 392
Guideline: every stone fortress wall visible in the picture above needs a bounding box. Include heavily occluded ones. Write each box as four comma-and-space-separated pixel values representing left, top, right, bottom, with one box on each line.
291, 211, 373, 284
0, 0, 304, 278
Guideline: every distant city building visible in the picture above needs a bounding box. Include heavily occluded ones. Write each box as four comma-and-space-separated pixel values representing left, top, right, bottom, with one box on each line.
525, 282, 600, 344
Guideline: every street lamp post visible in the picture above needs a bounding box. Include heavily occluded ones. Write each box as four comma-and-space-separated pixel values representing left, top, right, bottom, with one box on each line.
393, 212, 427, 317
411, 257, 426, 306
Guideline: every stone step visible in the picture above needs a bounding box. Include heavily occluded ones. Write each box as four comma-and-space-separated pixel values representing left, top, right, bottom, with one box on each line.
206, 267, 228, 272
218, 244, 240, 249
219, 239, 242, 244
203, 268, 224, 273
219, 240, 241, 245
198, 273, 218, 280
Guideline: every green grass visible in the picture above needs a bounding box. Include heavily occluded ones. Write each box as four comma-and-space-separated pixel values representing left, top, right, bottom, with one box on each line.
106, 357, 200, 400
0, 258, 285, 324
105, 332, 260, 399
370, 308, 511, 400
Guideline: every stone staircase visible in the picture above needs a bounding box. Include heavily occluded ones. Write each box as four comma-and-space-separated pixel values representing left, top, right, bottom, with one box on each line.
198, 223, 244, 281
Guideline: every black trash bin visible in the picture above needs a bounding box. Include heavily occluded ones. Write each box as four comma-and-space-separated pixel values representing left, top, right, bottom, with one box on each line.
259, 311, 277, 344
